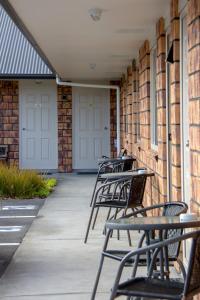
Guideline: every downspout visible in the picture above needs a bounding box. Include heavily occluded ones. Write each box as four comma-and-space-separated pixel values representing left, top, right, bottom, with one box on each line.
56, 77, 121, 154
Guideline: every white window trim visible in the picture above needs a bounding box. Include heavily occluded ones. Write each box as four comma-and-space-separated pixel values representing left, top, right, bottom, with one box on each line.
150, 45, 158, 150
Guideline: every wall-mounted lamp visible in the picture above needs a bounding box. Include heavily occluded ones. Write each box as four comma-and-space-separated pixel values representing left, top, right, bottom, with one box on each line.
166, 42, 174, 64
62, 95, 67, 100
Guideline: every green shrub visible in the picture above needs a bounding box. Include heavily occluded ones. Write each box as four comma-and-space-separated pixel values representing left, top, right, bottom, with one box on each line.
0, 164, 57, 199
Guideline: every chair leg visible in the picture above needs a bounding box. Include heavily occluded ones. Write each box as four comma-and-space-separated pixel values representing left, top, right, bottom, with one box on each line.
117, 229, 120, 240
127, 230, 132, 247
84, 205, 96, 243
92, 207, 100, 230
124, 209, 132, 246
90, 177, 99, 207
90, 230, 112, 300
90, 254, 105, 300
111, 208, 119, 238
103, 207, 112, 235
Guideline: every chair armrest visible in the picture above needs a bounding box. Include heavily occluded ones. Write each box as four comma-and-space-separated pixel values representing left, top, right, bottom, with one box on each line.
93, 177, 131, 206
110, 179, 131, 202
122, 203, 169, 218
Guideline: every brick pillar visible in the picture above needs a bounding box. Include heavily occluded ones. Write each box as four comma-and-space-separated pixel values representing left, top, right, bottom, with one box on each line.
57, 85, 72, 172
0, 80, 19, 167
188, 0, 200, 221
170, 0, 181, 201
156, 17, 167, 201
139, 40, 150, 150
131, 59, 139, 147
120, 74, 127, 149
126, 66, 133, 154
110, 81, 119, 158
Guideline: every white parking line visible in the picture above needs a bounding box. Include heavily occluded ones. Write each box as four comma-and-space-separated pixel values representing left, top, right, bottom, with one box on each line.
0, 226, 23, 232
2, 205, 37, 211
0, 216, 36, 218
0, 243, 20, 246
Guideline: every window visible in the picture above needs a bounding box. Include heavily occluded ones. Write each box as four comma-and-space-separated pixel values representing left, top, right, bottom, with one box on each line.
150, 46, 158, 148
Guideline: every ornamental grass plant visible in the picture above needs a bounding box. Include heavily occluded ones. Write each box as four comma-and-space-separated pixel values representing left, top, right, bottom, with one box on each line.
0, 164, 56, 199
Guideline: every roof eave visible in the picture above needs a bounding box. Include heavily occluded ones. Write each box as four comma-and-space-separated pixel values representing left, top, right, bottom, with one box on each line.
0, 74, 56, 80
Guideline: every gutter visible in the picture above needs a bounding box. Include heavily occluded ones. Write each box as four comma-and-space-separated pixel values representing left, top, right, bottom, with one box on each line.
56, 77, 121, 154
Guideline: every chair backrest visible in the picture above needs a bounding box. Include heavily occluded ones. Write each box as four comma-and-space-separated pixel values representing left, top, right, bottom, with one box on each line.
184, 233, 200, 297
162, 202, 188, 217
122, 158, 134, 171
162, 202, 188, 259
126, 175, 147, 208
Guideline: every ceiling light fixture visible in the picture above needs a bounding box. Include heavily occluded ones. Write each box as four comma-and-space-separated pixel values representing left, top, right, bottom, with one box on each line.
89, 63, 96, 70
88, 8, 103, 21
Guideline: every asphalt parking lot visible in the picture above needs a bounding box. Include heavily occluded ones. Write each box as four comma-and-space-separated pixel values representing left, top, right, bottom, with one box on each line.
0, 198, 45, 277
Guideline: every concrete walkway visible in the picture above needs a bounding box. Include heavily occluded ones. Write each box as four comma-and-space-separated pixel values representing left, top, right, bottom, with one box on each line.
0, 174, 139, 300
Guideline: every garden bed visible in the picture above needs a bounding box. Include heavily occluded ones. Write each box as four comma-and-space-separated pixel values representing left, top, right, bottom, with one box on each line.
0, 164, 57, 199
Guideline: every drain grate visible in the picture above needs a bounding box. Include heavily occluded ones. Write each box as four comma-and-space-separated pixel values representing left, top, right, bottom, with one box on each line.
2, 205, 37, 211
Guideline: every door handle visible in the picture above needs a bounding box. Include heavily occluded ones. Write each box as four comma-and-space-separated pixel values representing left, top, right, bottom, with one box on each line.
186, 140, 189, 147
22, 128, 26, 131
104, 126, 108, 130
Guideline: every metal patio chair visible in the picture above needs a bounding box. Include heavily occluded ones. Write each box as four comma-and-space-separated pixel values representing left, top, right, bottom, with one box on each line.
90, 201, 188, 299
109, 230, 200, 300
84, 174, 147, 243
89, 156, 135, 207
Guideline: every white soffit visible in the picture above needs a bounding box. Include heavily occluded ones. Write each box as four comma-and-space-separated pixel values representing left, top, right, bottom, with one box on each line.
8, 0, 170, 81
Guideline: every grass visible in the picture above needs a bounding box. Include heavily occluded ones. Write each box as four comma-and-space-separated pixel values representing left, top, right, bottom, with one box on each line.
0, 164, 57, 199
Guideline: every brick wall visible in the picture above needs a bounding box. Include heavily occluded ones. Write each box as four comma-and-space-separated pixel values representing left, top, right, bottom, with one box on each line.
0, 80, 19, 166
57, 85, 72, 172
120, 19, 169, 207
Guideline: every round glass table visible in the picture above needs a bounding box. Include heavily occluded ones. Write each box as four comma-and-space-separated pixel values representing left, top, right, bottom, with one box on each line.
106, 215, 200, 279
106, 215, 200, 231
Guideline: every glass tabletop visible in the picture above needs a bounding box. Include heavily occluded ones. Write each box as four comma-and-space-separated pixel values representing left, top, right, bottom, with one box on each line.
106, 215, 200, 231
98, 157, 136, 164
100, 170, 155, 179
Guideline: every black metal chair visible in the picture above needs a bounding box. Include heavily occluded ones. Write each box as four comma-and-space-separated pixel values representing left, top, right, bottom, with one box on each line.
84, 174, 147, 243
90, 202, 188, 299
109, 230, 200, 300
89, 157, 135, 207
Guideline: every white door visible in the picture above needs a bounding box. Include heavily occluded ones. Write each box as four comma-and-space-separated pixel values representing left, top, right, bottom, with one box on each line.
20, 80, 58, 170
72, 87, 110, 170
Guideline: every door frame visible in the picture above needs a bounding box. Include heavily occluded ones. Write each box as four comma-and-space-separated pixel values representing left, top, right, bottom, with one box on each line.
166, 27, 172, 202
19, 79, 58, 170
180, 9, 190, 207
180, 7, 191, 265
72, 86, 110, 171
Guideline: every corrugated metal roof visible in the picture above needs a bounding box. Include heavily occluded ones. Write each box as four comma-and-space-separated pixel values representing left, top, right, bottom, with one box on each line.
0, 5, 54, 77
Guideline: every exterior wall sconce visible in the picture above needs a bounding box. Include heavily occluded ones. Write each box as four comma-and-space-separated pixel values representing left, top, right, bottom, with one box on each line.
166, 42, 174, 64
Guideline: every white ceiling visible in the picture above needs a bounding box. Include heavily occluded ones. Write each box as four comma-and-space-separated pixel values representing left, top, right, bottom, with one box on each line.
8, 0, 170, 81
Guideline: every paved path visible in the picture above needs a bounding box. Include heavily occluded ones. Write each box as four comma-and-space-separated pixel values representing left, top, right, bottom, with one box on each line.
0, 174, 139, 300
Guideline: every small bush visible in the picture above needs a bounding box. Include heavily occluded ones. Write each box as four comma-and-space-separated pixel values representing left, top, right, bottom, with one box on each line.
0, 164, 57, 199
